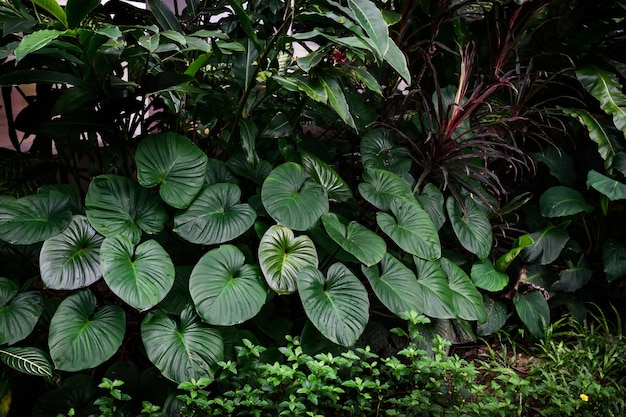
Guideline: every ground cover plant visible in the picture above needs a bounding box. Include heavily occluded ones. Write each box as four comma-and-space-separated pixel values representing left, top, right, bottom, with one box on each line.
0, 0, 625, 416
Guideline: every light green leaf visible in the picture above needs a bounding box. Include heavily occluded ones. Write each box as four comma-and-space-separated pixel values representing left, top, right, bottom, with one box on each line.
470, 259, 509, 292
297, 49, 325, 72
539, 186, 593, 217
586, 169, 626, 201
495, 234, 534, 272
0, 278, 43, 345
350, 66, 382, 95
446, 195, 492, 259
321, 213, 386, 267
513, 291, 550, 338
301, 152, 353, 203
577, 65, 626, 137
15, 29, 66, 62
31, 0, 67, 26
0, 347, 53, 377
602, 239, 626, 282
413, 258, 455, 319
439, 258, 487, 322
358, 168, 414, 211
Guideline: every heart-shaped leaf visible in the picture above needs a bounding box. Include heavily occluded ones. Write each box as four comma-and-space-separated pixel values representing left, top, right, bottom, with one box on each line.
477, 295, 507, 336
40, 215, 104, 290
514, 291, 550, 338
0, 347, 54, 377
377, 199, 441, 260
159, 266, 193, 315
49, 290, 125, 371
539, 186, 593, 218
258, 225, 318, 294
446, 195, 492, 259
0, 277, 43, 345
100, 235, 175, 311
297, 263, 369, 346
321, 213, 386, 267
413, 258, 455, 319
141, 306, 224, 384
190, 245, 266, 326
174, 183, 256, 245
206, 158, 237, 185
85, 175, 167, 244
470, 259, 509, 292
602, 239, 626, 282
418, 183, 446, 230
523, 223, 570, 264
136, 132, 208, 209
360, 128, 411, 175
439, 258, 487, 322
0, 191, 71, 245
358, 168, 414, 211
552, 267, 592, 292
362, 253, 423, 317
586, 170, 626, 201
261, 163, 329, 231
301, 152, 353, 203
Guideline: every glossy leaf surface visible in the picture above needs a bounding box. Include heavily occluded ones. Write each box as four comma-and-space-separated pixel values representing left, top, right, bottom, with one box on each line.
321, 213, 386, 267
0, 278, 43, 345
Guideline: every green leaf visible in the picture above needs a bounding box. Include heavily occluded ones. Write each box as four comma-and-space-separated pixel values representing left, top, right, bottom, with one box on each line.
513, 291, 550, 339
523, 223, 570, 265
141, 71, 195, 94
136, 132, 208, 209
296, 49, 325, 72
49, 290, 125, 372
0, 70, 87, 87
31, 0, 67, 26
261, 163, 329, 231
0, 190, 71, 245
233, 38, 258, 91
416, 183, 446, 231
258, 225, 318, 295
0, 278, 43, 345
539, 186, 593, 217
0, 347, 53, 377
552, 267, 592, 292
301, 152, 353, 203
470, 260, 509, 292
439, 258, 487, 322
53, 84, 99, 115
40, 215, 104, 290
15, 29, 66, 61
66, 0, 99, 28
174, 183, 256, 245
147, 0, 183, 32
141, 306, 224, 384
358, 168, 414, 211
321, 213, 386, 267
446, 195, 492, 259
239, 119, 259, 165
378, 199, 441, 260
477, 295, 507, 336
85, 175, 168, 244
413, 258, 455, 319
348, 0, 389, 61
602, 239, 626, 282
320, 77, 357, 130
495, 234, 534, 272
383, 38, 411, 86
532, 147, 576, 188
360, 128, 411, 175
159, 266, 193, 315
297, 263, 369, 347
226, 154, 272, 184
577, 65, 626, 138
362, 253, 424, 317
206, 159, 237, 185
190, 245, 266, 326
586, 169, 626, 201
100, 235, 175, 312
350, 66, 382, 95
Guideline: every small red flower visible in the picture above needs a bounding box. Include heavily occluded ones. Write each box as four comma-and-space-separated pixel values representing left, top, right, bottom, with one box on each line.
330, 48, 348, 65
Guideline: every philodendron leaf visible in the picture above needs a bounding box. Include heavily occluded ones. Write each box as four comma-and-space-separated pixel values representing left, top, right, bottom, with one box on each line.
362, 253, 423, 317
358, 168, 414, 211
513, 291, 550, 339
40, 215, 104, 290
418, 183, 446, 230
360, 128, 411, 175
439, 258, 487, 323
301, 152, 353, 203
576, 65, 626, 137
297, 263, 369, 347
532, 147, 576, 188
602, 239, 626, 282
136, 132, 208, 209
0, 347, 53, 378
552, 267, 592, 292
258, 225, 318, 295
523, 223, 570, 265
190, 245, 266, 326
377, 199, 441, 260
85, 175, 167, 244
0, 278, 43, 345
539, 186, 593, 218
413, 258, 455, 319
477, 295, 507, 336
470, 260, 509, 292
100, 235, 175, 312
321, 213, 386, 267
49, 290, 125, 372
141, 306, 224, 384
261, 163, 328, 231
0, 190, 72, 245
495, 234, 534, 272
446, 195, 492, 259
174, 183, 256, 245
586, 170, 626, 201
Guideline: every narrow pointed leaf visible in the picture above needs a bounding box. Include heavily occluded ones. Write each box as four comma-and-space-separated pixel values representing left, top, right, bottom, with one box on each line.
40, 215, 104, 290
602, 239, 626, 282
577, 65, 626, 137
49, 290, 125, 371
66, 0, 100, 28
586, 169, 626, 201
297, 263, 369, 347
31, 0, 67, 26
539, 186, 593, 217
495, 234, 534, 272
446, 195, 492, 259
358, 168, 414, 211
0, 278, 43, 345
301, 152, 353, 203
147, 0, 183, 31
470, 259, 509, 292
383, 39, 411, 85
321, 213, 386, 267
523, 223, 570, 264
0, 347, 53, 377
320, 77, 357, 130
513, 291, 550, 339
439, 258, 487, 322
413, 258, 455, 319
348, 0, 389, 61
100, 235, 175, 312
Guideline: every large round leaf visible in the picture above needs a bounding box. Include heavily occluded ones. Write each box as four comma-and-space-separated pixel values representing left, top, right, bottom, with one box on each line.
136, 132, 208, 209
446, 195, 492, 259
358, 168, 414, 211
48, 290, 125, 372
0, 191, 71, 244
297, 263, 369, 347
40, 215, 104, 290
362, 253, 423, 317
439, 258, 487, 322
141, 306, 224, 384
174, 183, 256, 245
301, 152, 352, 203
413, 258, 455, 319
100, 235, 175, 311
360, 128, 411, 175
377, 199, 441, 260
321, 213, 386, 267
539, 186, 593, 218
190, 245, 266, 326
0, 277, 43, 345
85, 175, 167, 244
470, 259, 509, 292
261, 162, 328, 231
258, 225, 318, 294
